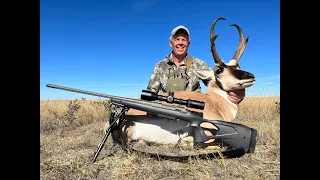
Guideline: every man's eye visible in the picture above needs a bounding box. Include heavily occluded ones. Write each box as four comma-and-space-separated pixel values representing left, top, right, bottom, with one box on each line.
174, 38, 187, 42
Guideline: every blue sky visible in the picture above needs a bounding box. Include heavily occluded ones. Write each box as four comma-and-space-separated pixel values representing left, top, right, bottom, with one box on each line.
40, 0, 280, 100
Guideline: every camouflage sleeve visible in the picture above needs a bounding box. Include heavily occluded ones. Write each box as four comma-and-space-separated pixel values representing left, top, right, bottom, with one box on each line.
194, 58, 214, 86
147, 63, 161, 93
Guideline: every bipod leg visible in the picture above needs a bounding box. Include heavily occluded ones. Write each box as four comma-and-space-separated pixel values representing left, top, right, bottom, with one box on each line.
91, 119, 117, 164
91, 103, 129, 164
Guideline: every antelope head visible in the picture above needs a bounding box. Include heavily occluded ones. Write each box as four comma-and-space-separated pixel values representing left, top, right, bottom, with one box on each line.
196, 17, 256, 92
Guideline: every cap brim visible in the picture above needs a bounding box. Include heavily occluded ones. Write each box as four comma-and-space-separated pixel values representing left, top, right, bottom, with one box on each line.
173, 29, 189, 36
171, 26, 190, 36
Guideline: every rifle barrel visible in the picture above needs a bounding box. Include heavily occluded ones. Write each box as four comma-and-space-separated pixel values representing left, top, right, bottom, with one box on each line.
46, 84, 200, 123
46, 84, 131, 101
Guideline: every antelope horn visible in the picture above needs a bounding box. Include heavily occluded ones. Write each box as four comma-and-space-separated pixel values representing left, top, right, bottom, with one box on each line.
210, 17, 226, 65
230, 24, 249, 62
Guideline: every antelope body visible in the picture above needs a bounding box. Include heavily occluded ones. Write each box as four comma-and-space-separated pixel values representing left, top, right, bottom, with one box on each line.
114, 18, 256, 148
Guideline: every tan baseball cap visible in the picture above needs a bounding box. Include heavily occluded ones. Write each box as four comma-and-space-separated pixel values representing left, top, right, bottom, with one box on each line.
171, 25, 190, 36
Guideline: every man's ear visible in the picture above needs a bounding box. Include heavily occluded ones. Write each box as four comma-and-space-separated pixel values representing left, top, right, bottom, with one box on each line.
169, 40, 173, 48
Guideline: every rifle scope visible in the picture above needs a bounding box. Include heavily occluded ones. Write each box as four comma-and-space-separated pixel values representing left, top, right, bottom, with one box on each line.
140, 90, 205, 110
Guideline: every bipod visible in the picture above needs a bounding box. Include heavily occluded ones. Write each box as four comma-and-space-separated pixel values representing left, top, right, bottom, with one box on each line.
91, 103, 128, 164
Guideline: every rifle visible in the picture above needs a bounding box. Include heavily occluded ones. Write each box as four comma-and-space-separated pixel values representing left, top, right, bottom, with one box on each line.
46, 84, 257, 163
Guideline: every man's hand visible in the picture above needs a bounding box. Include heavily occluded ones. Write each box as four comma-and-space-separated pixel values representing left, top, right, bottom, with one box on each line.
228, 89, 245, 104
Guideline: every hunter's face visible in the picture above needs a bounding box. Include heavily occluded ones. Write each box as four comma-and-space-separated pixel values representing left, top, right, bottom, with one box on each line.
169, 31, 190, 56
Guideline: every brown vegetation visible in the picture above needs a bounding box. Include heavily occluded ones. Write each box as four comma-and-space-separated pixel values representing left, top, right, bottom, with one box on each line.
40, 96, 280, 180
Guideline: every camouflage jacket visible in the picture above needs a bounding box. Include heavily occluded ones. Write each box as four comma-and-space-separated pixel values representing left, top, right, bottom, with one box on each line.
147, 53, 213, 93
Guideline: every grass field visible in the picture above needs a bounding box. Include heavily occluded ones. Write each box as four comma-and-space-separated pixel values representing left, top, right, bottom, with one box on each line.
40, 96, 280, 180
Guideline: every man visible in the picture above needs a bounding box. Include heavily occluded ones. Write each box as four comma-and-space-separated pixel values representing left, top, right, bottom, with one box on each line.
147, 25, 245, 104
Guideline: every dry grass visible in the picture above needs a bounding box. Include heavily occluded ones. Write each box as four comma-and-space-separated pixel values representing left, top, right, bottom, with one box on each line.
40, 96, 280, 180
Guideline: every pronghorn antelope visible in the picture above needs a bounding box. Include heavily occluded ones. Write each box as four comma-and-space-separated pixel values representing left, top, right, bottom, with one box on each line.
113, 17, 256, 149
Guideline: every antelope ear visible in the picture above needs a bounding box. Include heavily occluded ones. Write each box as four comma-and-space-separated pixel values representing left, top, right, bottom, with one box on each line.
193, 69, 215, 80
225, 59, 240, 69
225, 59, 238, 66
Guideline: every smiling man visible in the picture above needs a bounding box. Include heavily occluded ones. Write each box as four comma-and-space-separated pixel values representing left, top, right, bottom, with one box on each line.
146, 25, 245, 104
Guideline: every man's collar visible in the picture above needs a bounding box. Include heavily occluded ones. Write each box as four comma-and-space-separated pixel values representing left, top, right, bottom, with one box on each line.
166, 52, 189, 64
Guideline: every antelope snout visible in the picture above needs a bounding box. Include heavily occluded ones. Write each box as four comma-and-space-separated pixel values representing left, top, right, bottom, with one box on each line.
243, 72, 255, 80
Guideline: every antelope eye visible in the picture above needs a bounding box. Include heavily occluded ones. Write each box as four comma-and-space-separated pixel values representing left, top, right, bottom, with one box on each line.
216, 67, 224, 74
